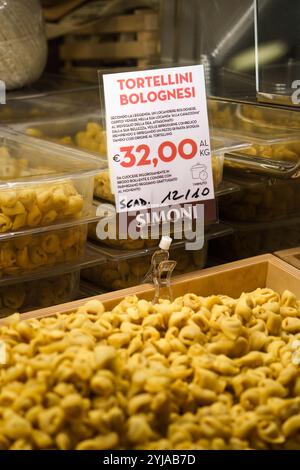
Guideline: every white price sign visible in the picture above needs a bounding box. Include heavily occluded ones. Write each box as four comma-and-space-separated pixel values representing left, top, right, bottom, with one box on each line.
103, 65, 214, 213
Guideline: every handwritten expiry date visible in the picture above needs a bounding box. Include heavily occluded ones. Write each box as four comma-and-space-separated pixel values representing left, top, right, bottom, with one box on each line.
119, 187, 210, 209
161, 187, 210, 204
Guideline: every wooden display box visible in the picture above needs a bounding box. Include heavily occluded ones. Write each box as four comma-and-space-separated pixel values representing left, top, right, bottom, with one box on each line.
275, 247, 300, 271
10, 254, 300, 323
60, 9, 159, 81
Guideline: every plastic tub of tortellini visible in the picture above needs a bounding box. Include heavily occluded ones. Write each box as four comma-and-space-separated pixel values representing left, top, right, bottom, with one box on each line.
236, 100, 300, 134
0, 242, 107, 317
10, 112, 110, 201
211, 216, 300, 262
219, 176, 300, 223
82, 224, 233, 291
208, 97, 300, 136
223, 135, 300, 178
0, 270, 80, 318
0, 127, 106, 234
0, 219, 90, 279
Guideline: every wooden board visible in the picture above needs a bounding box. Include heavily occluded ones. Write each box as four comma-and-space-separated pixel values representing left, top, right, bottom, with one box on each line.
59, 9, 159, 70
7, 254, 300, 323
275, 247, 300, 271
43, 0, 86, 21
69, 12, 158, 35
60, 40, 158, 61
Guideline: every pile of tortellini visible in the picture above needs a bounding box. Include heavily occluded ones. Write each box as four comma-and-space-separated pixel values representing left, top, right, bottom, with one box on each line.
0, 146, 84, 233
0, 225, 86, 277
1, 287, 300, 450
82, 247, 206, 291
0, 271, 78, 317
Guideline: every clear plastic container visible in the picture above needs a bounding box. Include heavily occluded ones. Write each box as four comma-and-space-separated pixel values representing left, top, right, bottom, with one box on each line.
0, 270, 80, 318
211, 217, 300, 262
224, 136, 300, 178
208, 97, 300, 136
219, 176, 300, 223
0, 221, 88, 280
0, 241, 107, 317
6, 76, 96, 101
11, 113, 111, 201
82, 223, 233, 291
82, 242, 207, 291
0, 127, 106, 233
1, 87, 100, 123
236, 101, 300, 133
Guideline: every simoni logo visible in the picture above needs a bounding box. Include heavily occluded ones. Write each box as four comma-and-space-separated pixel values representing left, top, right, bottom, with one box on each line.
96, 203, 205, 250
291, 80, 300, 105
0, 80, 6, 104
136, 205, 201, 227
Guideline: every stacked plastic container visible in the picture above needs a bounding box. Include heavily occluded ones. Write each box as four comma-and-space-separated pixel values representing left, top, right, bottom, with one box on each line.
209, 97, 300, 262
0, 126, 107, 316
82, 224, 233, 292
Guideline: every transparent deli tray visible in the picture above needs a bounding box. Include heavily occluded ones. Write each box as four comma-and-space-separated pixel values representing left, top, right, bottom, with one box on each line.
208, 97, 300, 136
0, 243, 107, 317
0, 127, 106, 233
224, 136, 300, 178
0, 270, 80, 318
219, 176, 300, 223
0, 87, 100, 124
7, 76, 97, 101
82, 223, 233, 291
0, 219, 88, 280
211, 217, 300, 262
11, 113, 112, 202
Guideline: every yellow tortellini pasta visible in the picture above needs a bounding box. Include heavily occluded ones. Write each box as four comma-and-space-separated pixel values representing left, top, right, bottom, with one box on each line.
1, 287, 300, 450
0, 146, 84, 232
0, 225, 86, 278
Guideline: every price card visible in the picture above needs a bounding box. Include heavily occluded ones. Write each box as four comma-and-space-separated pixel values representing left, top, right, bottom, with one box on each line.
102, 65, 214, 213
